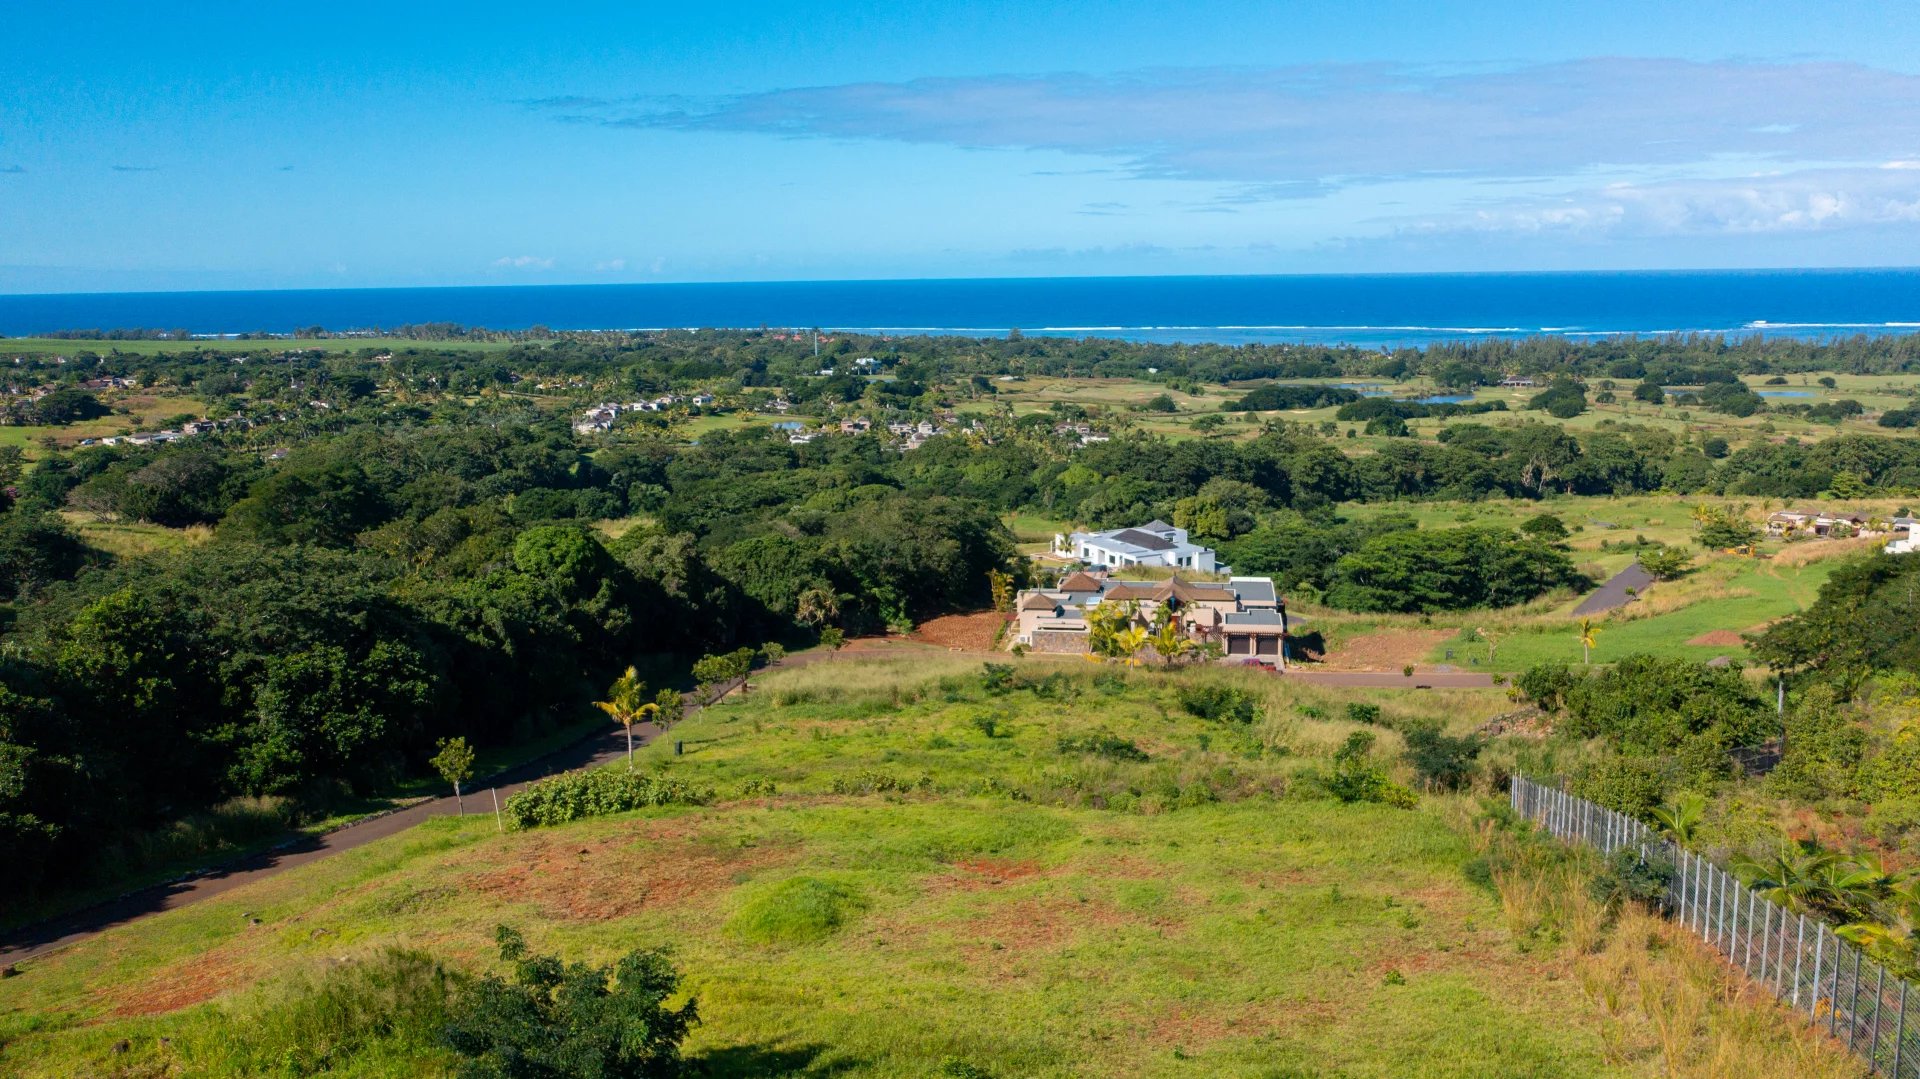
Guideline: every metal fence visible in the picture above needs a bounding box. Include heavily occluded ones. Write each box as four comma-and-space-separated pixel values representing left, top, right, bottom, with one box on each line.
1510, 774, 1918, 1077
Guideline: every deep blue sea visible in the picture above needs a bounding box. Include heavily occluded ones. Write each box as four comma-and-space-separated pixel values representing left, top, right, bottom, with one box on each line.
4, 269, 1920, 347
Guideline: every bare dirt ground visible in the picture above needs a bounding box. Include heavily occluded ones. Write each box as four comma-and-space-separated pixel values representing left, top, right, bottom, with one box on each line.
910, 610, 1008, 651
1314, 628, 1456, 672
1686, 629, 1747, 647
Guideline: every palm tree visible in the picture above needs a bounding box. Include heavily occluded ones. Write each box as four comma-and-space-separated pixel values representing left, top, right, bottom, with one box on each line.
1148, 619, 1192, 665
594, 665, 653, 770
1576, 617, 1601, 665
1113, 625, 1149, 665
1649, 792, 1705, 843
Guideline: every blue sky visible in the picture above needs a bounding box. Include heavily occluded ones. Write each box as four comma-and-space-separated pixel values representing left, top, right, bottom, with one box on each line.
8, 1, 1920, 292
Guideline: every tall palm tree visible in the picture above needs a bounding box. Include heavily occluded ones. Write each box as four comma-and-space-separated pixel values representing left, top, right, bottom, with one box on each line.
1113, 625, 1149, 666
1576, 617, 1601, 665
594, 665, 654, 770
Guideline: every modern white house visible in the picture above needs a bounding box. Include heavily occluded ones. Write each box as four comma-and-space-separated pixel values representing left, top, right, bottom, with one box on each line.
1062, 520, 1218, 572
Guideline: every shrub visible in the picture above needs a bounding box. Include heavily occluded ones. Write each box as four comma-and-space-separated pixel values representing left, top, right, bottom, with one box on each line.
504, 770, 714, 828
1400, 720, 1483, 791
443, 926, 697, 1076
981, 662, 1017, 694
1570, 755, 1674, 819
829, 769, 932, 795
1178, 684, 1262, 724
1587, 845, 1676, 912
1345, 702, 1382, 726
1327, 731, 1418, 808
1056, 732, 1149, 762
1515, 662, 1574, 712
819, 626, 846, 650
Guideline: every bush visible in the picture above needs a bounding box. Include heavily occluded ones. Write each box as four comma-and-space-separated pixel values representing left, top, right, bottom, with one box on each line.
1345, 702, 1382, 726
1327, 731, 1418, 808
443, 926, 697, 1076
504, 770, 714, 828
1177, 684, 1262, 725
1056, 732, 1149, 762
1587, 845, 1676, 912
1570, 755, 1674, 819
829, 769, 933, 795
1400, 720, 1483, 791
1515, 663, 1574, 712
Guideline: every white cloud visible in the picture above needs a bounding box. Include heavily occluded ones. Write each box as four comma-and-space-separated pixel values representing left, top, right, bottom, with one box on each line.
1398, 165, 1920, 238
553, 59, 1920, 190
593, 258, 627, 271
490, 255, 554, 270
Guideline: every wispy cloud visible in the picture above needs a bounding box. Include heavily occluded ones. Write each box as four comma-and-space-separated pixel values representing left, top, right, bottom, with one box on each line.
0, 165, 23, 175
538, 59, 1920, 191
490, 255, 554, 270
111, 164, 159, 172
1396, 163, 1920, 238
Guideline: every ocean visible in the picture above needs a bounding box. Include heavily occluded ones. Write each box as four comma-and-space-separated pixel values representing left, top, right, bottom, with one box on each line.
4, 269, 1920, 347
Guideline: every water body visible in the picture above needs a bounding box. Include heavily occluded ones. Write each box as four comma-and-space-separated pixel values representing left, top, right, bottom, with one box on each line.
1413, 394, 1478, 404
5, 269, 1920, 346
1757, 390, 1816, 397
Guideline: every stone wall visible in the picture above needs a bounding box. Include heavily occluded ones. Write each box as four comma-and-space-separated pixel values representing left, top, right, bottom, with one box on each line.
1029, 629, 1091, 654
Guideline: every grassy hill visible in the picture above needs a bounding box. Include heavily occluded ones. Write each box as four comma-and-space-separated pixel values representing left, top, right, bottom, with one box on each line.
0, 657, 1867, 1077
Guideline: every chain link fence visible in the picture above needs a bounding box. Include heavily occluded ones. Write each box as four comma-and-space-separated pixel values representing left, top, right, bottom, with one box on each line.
1511, 774, 1918, 1077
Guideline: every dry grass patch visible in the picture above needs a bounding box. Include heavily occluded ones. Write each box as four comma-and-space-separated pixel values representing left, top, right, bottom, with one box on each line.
463, 821, 796, 921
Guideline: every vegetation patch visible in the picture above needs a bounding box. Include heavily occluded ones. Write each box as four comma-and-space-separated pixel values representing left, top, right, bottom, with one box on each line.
723, 874, 870, 945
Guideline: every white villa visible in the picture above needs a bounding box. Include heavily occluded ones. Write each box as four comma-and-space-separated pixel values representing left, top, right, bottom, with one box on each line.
1060, 520, 1218, 572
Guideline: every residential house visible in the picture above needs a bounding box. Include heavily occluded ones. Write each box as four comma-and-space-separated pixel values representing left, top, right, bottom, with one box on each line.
1065, 520, 1219, 572
1765, 509, 1880, 538
1011, 572, 1288, 660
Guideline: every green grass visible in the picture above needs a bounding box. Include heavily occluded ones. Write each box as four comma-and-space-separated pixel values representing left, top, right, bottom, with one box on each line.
2, 658, 1634, 1078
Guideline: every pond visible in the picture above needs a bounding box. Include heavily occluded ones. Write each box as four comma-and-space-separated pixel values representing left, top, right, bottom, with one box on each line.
1757, 390, 1814, 397
1414, 394, 1477, 404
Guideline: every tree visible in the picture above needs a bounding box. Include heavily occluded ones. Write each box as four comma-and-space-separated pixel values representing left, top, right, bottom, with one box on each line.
1147, 619, 1192, 665
987, 569, 1015, 612
1577, 617, 1601, 665
635, 693, 674, 738
431, 737, 476, 814
593, 666, 654, 770
1692, 504, 1759, 550
1636, 545, 1693, 580
692, 648, 755, 699
443, 925, 699, 1077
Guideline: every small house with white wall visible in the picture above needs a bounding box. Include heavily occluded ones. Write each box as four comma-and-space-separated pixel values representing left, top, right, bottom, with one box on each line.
1065, 520, 1218, 572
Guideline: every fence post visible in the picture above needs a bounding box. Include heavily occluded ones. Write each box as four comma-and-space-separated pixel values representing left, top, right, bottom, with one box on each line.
1871, 964, 1886, 1066
1849, 949, 1863, 1050
1813, 922, 1826, 1022
1893, 979, 1906, 1078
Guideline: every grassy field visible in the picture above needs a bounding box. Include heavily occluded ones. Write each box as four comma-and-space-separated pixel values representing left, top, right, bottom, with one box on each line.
0, 657, 1867, 1077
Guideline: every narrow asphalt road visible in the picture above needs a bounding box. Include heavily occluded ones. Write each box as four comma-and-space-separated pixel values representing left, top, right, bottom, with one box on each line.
1572, 562, 1656, 618
0, 714, 684, 966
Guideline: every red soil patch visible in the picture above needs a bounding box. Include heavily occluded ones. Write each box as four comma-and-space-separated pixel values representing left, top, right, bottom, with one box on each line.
106, 946, 253, 1017
466, 824, 794, 921
933, 858, 1047, 892
1686, 629, 1746, 647
1318, 628, 1455, 672
910, 610, 1009, 651
960, 894, 1140, 955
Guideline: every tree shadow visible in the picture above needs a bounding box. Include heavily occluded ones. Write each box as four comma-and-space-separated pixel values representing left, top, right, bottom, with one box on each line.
695, 1041, 859, 1077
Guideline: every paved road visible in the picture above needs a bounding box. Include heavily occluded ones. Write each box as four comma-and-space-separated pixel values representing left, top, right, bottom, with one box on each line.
0, 717, 675, 967
1572, 563, 1656, 618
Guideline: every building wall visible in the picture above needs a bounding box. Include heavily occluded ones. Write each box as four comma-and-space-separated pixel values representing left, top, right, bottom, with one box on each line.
1030, 629, 1092, 653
